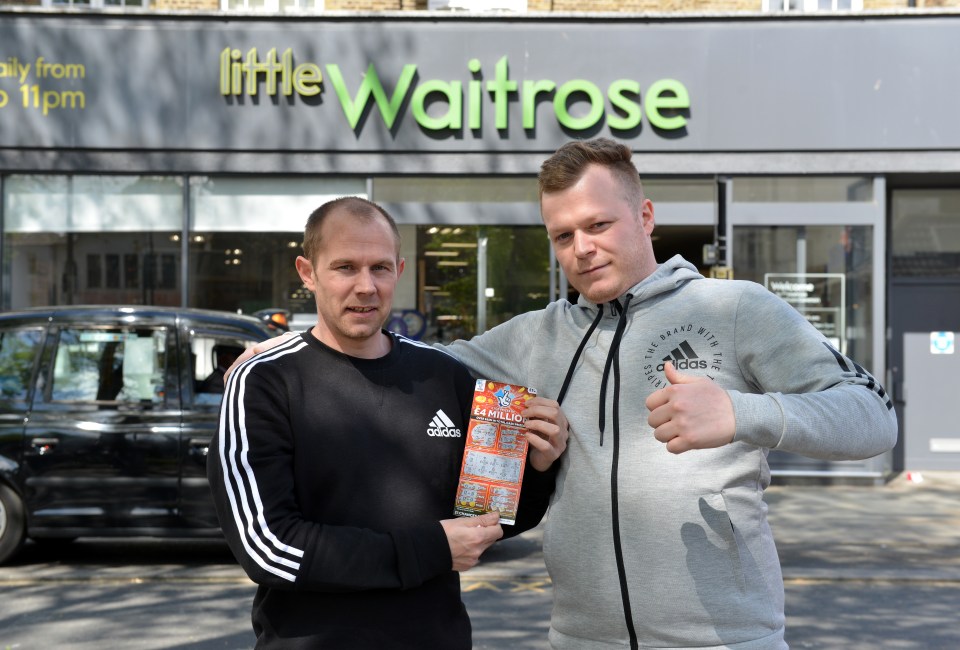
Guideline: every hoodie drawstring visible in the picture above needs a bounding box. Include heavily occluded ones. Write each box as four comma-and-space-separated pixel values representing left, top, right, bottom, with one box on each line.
555, 293, 634, 446
556, 303, 604, 406
598, 293, 633, 445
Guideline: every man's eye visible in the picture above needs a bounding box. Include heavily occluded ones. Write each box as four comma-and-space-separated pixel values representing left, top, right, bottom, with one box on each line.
555, 233, 571, 243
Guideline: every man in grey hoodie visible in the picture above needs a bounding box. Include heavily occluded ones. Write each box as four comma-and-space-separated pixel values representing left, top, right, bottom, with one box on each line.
442, 138, 897, 649
235, 138, 898, 649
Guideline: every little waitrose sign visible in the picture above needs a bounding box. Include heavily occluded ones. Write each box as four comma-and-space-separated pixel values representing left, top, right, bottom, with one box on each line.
219, 48, 690, 134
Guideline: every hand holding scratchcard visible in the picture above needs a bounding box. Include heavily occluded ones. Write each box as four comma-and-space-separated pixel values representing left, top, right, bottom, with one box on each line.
454, 380, 568, 525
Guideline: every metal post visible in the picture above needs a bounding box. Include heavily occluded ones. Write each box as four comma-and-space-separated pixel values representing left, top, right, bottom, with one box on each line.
476, 234, 488, 333
181, 175, 190, 307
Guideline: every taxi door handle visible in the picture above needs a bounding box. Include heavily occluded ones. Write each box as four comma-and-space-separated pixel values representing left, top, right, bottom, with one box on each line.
189, 438, 210, 458
31, 438, 59, 455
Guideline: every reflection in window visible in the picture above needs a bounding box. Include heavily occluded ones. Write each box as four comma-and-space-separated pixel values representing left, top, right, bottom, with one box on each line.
188, 175, 363, 314
892, 189, 960, 277
87, 255, 102, 289
124, 254, 139, 289
3, 175, 182, 310
733, 225, 873, 368
160, 254, 177, 290
418, 225, 549, 342
188, 233, 303, 314
0, 328, 44, 401
51, 328, 167, 404
105, 254, 121, 289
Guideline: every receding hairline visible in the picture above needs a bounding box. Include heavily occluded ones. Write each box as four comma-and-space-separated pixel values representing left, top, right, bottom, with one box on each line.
303, 196, 402, 263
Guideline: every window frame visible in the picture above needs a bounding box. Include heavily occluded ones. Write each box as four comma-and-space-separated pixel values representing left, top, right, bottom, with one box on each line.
0, 326, 46, 405
42, 0, 151, 8
43, 325, 170, 406
220, 0, 325, 12
762, 0, 863, 10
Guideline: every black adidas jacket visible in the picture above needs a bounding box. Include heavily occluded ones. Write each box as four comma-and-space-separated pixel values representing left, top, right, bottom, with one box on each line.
208, 330, 555, 649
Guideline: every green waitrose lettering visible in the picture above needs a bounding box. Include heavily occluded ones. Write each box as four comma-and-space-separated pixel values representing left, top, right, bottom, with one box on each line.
220, 48, 689, 133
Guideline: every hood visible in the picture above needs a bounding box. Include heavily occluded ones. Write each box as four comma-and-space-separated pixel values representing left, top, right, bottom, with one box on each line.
575, 254, 704, 317
557, 255, 704, 446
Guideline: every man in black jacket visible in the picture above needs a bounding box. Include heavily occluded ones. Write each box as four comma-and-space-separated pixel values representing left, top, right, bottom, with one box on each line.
208, 196, 567, 649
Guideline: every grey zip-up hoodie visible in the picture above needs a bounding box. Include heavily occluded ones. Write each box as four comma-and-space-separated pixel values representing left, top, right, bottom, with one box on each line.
444, 255, 897, 650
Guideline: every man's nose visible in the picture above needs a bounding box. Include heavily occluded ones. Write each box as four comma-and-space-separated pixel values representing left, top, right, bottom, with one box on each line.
573, 231, 595, 257
355, 269, 376, 293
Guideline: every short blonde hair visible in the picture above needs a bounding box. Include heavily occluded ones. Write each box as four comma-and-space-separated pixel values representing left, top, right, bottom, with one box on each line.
538, 138, 645, 213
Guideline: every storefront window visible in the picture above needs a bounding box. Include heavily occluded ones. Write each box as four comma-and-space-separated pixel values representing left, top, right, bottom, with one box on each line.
189, 176, 366, 316
186, 231, 306, 314
733, 177, 873, 203
419, 225, 549, 342
2, 175, 182, 310
733, 225, 874, 368
891, 189, 960, 277
372, 176, 548, 341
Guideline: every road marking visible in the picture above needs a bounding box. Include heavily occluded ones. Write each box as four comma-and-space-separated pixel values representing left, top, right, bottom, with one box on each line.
462, 577, 552, 592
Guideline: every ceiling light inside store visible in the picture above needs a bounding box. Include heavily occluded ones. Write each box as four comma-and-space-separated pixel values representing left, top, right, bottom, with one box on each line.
437, 261, 468, 267
441, 242, 478, 248
428, 227, 439, 234
424, 251, 459, 256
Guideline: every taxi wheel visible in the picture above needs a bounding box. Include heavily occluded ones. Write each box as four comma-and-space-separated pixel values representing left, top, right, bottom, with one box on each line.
0, 483, 26, 565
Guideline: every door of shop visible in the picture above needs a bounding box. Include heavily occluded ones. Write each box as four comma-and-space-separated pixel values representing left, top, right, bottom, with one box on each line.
889, 189, 960, 471
890, 283, 960, 471
726, 176, 890, 480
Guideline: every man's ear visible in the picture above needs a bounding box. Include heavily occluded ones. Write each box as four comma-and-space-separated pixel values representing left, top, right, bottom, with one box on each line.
397, 257, 405, 279
295, 256, 316, 291
641, 198, 656, 235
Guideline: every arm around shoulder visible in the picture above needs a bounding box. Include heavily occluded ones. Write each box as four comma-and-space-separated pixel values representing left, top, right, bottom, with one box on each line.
440, 309, 548, 385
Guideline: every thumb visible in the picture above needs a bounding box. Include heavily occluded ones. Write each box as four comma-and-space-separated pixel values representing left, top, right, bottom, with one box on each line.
476, 511, 502, 526
663, 360, 701, 385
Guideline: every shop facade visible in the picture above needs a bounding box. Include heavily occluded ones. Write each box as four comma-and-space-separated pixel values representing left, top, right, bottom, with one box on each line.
1, 10, 959, 476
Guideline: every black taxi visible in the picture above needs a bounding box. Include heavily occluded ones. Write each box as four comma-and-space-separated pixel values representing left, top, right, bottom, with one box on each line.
0, 305, 277, 564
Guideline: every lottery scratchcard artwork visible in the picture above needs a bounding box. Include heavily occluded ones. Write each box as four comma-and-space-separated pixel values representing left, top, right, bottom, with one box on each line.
454, 379, 536, 525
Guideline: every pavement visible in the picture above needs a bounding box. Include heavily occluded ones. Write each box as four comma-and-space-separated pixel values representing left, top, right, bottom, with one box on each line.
462, 470, 960, 649
4, 470, 956, 588
470, 469, 960, 584
1, 470, 958, 649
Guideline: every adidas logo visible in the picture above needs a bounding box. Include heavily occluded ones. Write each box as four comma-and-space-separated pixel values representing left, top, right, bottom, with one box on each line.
427, 409, 462, 438
656, 340, 708, 372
